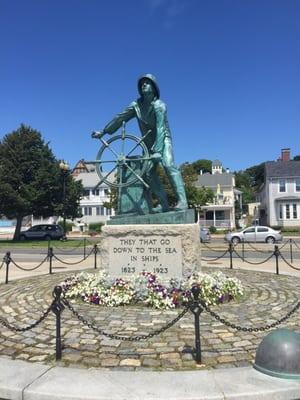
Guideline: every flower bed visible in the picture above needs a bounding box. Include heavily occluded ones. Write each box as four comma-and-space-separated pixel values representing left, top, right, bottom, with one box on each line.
61, 270, 244, 310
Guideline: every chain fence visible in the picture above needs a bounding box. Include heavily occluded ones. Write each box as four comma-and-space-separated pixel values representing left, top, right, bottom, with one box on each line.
10, 255, 49, 271
202, 240, 300, 274
0, 245, 98, 283
0, 282, 299, 364
53, 246, 94, 265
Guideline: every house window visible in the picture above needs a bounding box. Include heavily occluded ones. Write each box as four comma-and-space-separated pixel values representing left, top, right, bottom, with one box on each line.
106, 207, 112, 216
286, 204, 290, 219
296, 178, 300, 192
96, 206, 105, 216
279, 179, 286, 192
83, 189, 90, 197
293, 204, 297, 219
92, 189, 99, 196
104, 189, 109, 196
279, 204, 283, 219
84, 207, 92, 216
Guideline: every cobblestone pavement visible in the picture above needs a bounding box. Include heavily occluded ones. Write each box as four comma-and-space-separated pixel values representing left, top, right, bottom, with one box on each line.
0, 267, 299, 371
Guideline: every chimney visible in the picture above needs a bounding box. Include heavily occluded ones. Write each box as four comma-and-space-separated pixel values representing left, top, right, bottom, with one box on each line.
281, 148, 290, 162
226, 168, 230, 173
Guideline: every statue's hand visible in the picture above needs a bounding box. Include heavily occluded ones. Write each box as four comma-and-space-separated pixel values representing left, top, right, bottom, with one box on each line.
151, 152, 161, 161
91, 131, 103, 139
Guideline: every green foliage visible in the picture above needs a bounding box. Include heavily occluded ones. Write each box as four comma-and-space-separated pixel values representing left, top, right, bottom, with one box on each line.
88, 222, 104, 233
180, 159, 212, 175
57, 220, 74, 233
234, 162, 265, 204
293, 155, 300, 161
0, 124, 83, 240
209, 226, 217, 234
180, 163, 214, 208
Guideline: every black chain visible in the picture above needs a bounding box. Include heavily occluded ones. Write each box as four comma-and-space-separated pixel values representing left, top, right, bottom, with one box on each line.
201, 243, 228, 253
278, 240, 290, 250
10, 255, 48, 271
292, 240, 300, 250
53, 247, 94, 265
233, 249, 274, 265
279, 251, 300, 271
0, 303, 53, 332
62, 298, 189, 341
243, 241, 273, 254
202, 249, 228, 262
200, 299, 300, 332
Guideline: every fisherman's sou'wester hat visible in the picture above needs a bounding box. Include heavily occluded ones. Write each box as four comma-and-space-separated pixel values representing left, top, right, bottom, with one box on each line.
137, 74, 160, 99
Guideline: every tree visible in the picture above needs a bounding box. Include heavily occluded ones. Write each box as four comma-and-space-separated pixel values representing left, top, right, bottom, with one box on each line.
234, 162, 265, 205
180, 163, 214, 209
293, 155, 300, 161
0, 125, 83, 240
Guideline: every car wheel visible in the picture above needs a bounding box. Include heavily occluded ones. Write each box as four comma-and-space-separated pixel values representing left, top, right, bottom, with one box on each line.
266, 236, 275, 244
231, 237, 240, 245
19, 235, 26, 241
44, 234, 51, 241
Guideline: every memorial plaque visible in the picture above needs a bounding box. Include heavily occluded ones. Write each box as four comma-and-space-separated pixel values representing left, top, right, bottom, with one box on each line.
108, 235, 182, 278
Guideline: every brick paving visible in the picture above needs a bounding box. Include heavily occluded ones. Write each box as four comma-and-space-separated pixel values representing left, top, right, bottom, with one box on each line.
0, 267, 299, 371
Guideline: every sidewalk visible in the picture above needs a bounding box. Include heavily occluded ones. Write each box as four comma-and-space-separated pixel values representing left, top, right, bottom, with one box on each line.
1, 356, 300, 400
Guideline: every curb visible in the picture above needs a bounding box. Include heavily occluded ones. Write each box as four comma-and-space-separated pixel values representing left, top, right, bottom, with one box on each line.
1, 357, 300, 400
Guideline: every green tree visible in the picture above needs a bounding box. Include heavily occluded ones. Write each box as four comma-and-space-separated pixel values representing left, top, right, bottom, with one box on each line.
0, 125, 83, 240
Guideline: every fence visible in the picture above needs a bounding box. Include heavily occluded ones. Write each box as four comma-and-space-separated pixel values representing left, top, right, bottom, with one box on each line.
202, 239, 300, 274
0, 284, 299, 364
0, 244, 99, 284
0, 238, 300, 364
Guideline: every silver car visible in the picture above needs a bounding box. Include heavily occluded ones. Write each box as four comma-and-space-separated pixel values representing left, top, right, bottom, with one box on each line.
200, 227, 211, 243
224, 226, 282, 245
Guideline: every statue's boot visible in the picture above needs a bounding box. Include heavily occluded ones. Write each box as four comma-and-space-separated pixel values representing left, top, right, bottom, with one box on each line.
148, 172, 170, 213
167, 170, 188, 210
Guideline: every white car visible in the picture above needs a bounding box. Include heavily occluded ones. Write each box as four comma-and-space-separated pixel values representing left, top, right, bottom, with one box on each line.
224, 226, 283, 245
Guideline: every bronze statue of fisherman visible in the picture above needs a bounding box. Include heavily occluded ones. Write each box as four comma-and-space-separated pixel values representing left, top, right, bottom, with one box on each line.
92, 74, 188, 214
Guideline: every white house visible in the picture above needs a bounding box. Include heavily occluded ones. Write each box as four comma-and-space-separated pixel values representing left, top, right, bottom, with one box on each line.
72, 160, 115, 230
257, 149, 300, 227
196, 160, 241, 229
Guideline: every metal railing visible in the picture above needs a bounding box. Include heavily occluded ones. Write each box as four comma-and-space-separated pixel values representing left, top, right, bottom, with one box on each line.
1, 244, 99, 284
0, 284, 298, 364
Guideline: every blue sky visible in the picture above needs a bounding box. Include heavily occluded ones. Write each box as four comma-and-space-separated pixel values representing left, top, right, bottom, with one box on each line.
1, 0, 299, 172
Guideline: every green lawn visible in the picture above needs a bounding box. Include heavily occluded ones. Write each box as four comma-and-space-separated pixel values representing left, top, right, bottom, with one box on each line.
0, 237, 100, 249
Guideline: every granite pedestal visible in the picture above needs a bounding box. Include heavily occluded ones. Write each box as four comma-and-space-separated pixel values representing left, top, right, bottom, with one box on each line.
98, 223, 201, 280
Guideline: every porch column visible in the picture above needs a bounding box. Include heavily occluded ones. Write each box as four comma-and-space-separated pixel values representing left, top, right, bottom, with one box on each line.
213, 210, 216, 227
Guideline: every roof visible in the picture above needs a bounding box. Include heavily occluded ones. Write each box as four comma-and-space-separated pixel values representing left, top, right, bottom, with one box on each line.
265, 160, 300, 178
74, 170, 113, 188
212, 159, 222, 167
196, 172, 234, 188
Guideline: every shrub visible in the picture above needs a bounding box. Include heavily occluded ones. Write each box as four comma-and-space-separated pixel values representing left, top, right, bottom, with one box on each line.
57, 221, 73, 233
209, 226, 217, 234
88, 222, 104, 235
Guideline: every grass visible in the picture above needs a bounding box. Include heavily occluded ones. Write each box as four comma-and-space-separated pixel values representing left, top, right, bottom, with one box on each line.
0, 237, 100, 249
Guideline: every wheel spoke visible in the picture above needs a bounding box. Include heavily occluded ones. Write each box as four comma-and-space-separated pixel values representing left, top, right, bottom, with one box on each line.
123, 162, 149, 189
94, 164, 118, 188
126, 130, 151, 158
100, 138, 120, 158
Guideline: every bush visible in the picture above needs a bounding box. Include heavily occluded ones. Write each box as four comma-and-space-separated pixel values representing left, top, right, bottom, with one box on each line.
57, 221, 73, 233
88, 222, 104, 235
209, 226, 217, 234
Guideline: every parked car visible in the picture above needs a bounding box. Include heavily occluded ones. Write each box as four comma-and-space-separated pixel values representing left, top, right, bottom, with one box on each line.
19, 224, 64, 241
200, 227, 211, 243
224, 226, 282, 245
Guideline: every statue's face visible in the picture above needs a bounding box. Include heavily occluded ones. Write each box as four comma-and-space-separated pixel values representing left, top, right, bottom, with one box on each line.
141, 79, 154, 95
